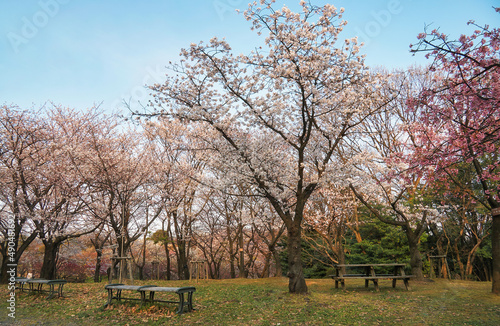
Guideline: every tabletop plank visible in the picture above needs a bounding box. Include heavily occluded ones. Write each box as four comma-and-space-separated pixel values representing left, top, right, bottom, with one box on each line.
334, 263, 406, 268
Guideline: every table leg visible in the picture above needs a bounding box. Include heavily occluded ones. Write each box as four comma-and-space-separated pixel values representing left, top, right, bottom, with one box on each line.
58, 284, 64, 298
150, 291, 155, 303
176, 293, 186, 314
403, 278, 410, 291
47, 284, 55, 299
372, 279, 379, 291
105, 289, 113, 307
187, 291, 194, 312
139, 291, 146, 307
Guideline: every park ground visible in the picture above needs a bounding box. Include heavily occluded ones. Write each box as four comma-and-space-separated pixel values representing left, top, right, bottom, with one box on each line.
1, 277, 499, 325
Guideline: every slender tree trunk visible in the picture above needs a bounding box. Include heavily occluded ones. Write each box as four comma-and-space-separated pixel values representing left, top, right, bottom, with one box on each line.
138, 214, 149, 281
94, 251, 102, 282
163, 243, 171, 280
287, 223, 307, 294
466, 241, 483, 277
272, 248, 282, 277
227, 224, 236, 278
164, 219, 171, 280
491, 214, 500, 294
238, 223, 245, 278
453, 242, 465, 279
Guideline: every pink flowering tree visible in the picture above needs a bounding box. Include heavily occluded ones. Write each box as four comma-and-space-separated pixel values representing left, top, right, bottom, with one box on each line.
145, 0, 388, 293
409, 11, 500, 293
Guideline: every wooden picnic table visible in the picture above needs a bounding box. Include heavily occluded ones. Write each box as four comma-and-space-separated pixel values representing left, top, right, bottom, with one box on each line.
330, 263, 414, 291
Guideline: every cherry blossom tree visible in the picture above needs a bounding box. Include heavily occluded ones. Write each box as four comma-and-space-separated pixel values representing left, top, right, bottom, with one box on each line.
348, 68, 437, 280
71, 115, 160, 278
34, 106, 105, 279
145, 0, 388, 293
204, 187, 247, 278
89, 222, 112, 282
409, 12, 500, 293
248, 196, 285, 278
0, 106, 41, 282
303, 184, 357, 268
0, 105, 108, 280
193, 199, 227, 279
143, 118, 207, 280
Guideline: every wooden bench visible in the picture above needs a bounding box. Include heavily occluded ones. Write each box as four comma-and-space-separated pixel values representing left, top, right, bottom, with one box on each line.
330, 263, 415, 291
104, 283, 196, 314
24, 278, 67, 299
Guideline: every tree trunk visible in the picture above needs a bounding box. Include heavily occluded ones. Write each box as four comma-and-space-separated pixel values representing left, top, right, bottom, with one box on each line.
138, 265, 144, 280
238, 223, 245, 278
260, 252, 271, 278
466, 240, 482, 277
177, 241, 190, 280
164, 219, 171, 280
163, 242, 171, 280
94, 250, 102, 282
227, 224, 236, 278
287, 224, 308, 294
407, 232, 424, 280
0, 221, 37, 283
453, 242, 465, 279
40, 241, 61, 279
272, 248, 282, 277
138, 214, 148, 281
0, 255, 11, 284
491, 214, 500, 294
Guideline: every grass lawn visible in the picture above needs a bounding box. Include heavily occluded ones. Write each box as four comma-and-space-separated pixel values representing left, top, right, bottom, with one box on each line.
1, 277, 499, 325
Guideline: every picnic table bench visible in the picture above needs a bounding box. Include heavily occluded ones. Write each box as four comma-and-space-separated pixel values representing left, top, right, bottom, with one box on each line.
15, 277, 67, 299
104, 283, 196, 314
330, 263, 415, 291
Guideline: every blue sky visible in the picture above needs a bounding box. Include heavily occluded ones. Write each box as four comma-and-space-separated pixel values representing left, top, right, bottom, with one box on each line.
0, 0, 498, 113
